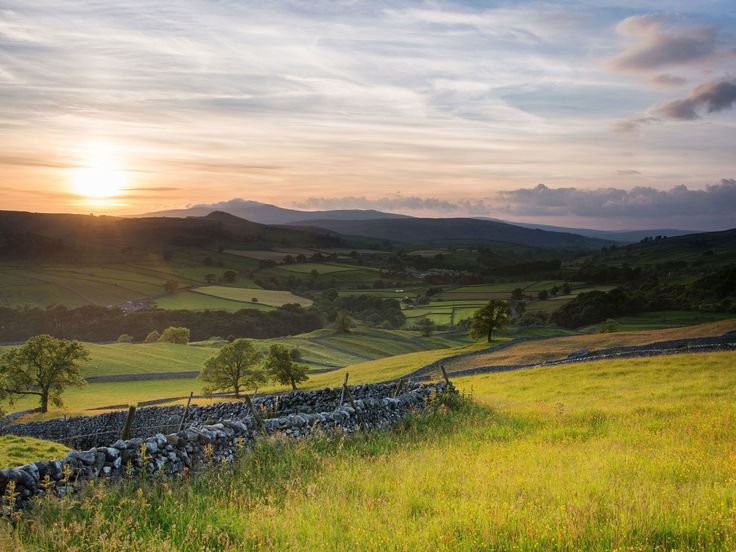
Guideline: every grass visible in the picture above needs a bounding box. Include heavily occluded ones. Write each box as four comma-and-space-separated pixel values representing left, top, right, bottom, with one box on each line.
3, 351, 735, 550
191, 286, 312, 307
443, 318, 736, 373
0, 435, 69, 469
154, 291, 275, 311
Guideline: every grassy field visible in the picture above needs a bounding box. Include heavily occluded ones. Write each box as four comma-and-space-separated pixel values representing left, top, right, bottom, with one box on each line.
3, 351, 734, 550
0, 435, 70, 469
191, 286, 312, 307
442, 318, 736, 373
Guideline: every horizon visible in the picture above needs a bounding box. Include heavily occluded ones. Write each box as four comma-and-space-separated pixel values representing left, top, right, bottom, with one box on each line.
1, 1, 735, 231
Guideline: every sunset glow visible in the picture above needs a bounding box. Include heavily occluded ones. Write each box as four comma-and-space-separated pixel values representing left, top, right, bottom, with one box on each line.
70, 148, 129, 203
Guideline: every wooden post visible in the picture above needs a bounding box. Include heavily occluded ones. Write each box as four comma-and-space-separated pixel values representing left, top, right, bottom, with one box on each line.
440, 365, 452, 387
177, 391, 194, 432
338, 373, 349, 407
121, 404, 137, 440
243, 394, 266, 435
343, 384, 366, 432
392, 378, 404, 398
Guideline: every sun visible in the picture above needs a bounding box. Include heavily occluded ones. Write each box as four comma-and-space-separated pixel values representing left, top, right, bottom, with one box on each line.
72, 149, 128, 199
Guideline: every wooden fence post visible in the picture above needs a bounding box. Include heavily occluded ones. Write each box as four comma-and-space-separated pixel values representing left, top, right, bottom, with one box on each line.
392, 378, 404, 397
440, 365, 452, 387
177, 391, 194, 432
338, 373, 349, 407
243, 394, 266, 435
121, 404, 137, 440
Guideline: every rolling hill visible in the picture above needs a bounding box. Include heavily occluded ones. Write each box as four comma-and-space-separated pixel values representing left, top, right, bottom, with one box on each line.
0, 210, 345, 259
590, 227, 736, 266
287, 217, 611, 249
143, 199, 409, 224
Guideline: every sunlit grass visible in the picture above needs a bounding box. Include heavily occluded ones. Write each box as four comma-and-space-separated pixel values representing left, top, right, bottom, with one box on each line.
0, 435, 69, 468
3, 351, 735, 550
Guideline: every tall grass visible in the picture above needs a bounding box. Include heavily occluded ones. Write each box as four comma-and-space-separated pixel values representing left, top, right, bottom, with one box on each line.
2, 352, 735, 550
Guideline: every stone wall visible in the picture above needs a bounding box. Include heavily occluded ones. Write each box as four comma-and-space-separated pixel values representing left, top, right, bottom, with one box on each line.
0, 382, 452, 510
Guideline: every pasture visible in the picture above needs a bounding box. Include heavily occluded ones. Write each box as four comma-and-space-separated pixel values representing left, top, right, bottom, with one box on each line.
5, 351, 735, 550
0, 435, 70, 469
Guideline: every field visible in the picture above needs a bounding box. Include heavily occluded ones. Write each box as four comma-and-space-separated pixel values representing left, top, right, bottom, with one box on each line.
156, 286, 312, 311
442, 319, 736, 373
4, 351, 735, 550
0, 435, 70, 469
0, 328, 475, 416
0, 250, 260, 309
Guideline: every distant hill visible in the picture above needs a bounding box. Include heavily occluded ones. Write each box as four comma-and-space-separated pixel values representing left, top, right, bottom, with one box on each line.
590, 227, 736, 266
0, 210, 343, 259
142, 199, 409, 224
287, 217, 611, 250
476, 219, 698, 243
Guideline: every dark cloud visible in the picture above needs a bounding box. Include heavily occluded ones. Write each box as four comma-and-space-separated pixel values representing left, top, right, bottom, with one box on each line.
496, 181, 736, 219
653, 77, 736, 120
610, 15, 725, 73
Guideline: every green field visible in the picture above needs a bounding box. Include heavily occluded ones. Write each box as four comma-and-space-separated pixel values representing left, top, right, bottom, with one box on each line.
0, 435, 70, 469
192, 286, 312, 307
5, 351, 735, 550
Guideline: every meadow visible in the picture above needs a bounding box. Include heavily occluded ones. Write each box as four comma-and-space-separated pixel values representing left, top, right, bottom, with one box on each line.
3, 351, 734, 550
0, 435, 69, 468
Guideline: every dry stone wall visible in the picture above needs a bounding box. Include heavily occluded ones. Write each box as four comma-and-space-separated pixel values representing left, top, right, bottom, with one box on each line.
0, 382, 452, 510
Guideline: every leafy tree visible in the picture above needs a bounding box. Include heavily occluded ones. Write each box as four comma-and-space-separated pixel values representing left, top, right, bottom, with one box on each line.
599, 318, 621, 333
144, 330, 161, 343
163, 279, 179, 294
469, 300, 510, 343
205, 273, 217, 284
511, 288, 525, 301
0, 335, 88, 413
335, 309, 355, 334
416, 318, 436, 337
158, 326, 190, 344
199, 339, 265, 398
537, 290, 549, 300
117, 333, 134, 343
265, 344, 309, 390
223, 270, 237, 283
290, 348, 303, 362
562, 282, 572, 295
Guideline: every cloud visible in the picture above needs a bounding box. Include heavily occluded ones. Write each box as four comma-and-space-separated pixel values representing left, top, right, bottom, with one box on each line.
294, 196, 491, 215
653, 77, 736, 120
616, 170, 642, 176
496, 181, 736, 219
610, 14, 726, 73
612, 115, 660, 133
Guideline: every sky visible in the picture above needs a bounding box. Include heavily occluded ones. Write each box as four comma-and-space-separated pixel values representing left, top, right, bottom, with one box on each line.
0, 0, 735, 230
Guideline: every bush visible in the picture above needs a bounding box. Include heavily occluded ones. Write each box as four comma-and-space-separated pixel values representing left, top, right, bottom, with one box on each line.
117, 334, 134, 343
158, 327, 190, 344
144, 330, 161, 343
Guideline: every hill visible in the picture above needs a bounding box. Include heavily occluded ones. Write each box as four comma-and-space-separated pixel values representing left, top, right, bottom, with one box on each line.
0, 210, 344, 260
142, 199, 409, 224
286, 217, 611, 250
484, 219, 698, 242
589, 227, 736, 267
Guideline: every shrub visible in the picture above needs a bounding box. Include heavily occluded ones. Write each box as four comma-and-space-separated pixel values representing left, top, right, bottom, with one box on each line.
117, 334, 134, 343
158, 327, 190, 344
144, 330, 161, 343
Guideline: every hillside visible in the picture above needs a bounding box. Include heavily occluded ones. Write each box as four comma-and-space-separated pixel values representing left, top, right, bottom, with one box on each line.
5, 350, 735, 549
0, 210, 344, 260
287, 217, 611, 250
589, 227, 736, 267
143, 199, 409, 224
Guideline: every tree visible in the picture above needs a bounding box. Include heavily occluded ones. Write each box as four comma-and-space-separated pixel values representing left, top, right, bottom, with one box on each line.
117, 333, 134, 343
163, 279, 179, 294
158, 326, 190, 344
511, 288, 524, 301
144, 330, 161, 343
0, 335, 88, 413
335, 309, 355, 333
469, 300, 510, 343
599, 318, 620, 333
416, 318, 435, 337
562, 282, 572, 295
205, 273, 217, 284
265, 344, 309, 390
537, 290, 549, 301
223, 270, 237, 283
199, 339, 265, 398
